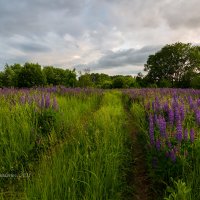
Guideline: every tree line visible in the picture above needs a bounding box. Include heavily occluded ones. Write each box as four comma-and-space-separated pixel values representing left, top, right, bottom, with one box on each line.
1, 42, 200, 89
0, 63, 138, 88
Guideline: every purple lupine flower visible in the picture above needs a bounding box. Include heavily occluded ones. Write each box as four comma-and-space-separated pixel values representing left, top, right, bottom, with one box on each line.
158, 116, 167, 138
184, 129, 188, 141
163, 102, 169, 112
176, 120, 182, 142
169, 149, 176, 163
156, 139, 161, 151
154, 114, 158, 126
195, 110, 200, 125
197, 99, 200, 107
189, 96, 194, 110
167, 141, 172, 149
174, 107, 180, 124
172, 98, 178, 110
45, 94, 51, 108
155, 97, 160, 112
52, 97, 58, 110
168, 108, 174, 126
179, 105, 185, 121
190, 129, 195, 143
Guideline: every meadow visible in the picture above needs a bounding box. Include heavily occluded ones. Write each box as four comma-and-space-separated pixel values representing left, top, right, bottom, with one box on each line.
0, 87, 200, 199
125, 88, 200, 199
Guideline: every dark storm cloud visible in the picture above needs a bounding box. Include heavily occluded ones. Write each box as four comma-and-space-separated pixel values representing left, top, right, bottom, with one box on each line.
91, 45, 161, 69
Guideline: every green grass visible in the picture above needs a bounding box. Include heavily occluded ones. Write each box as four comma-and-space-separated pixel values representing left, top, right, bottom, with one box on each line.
0, 91, 132, 200
21, 91, 131, 200
0, 92, 100, 197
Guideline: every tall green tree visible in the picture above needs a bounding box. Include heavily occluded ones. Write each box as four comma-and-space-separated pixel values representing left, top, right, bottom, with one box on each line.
144, 42, 200, 87
2, 64, 15, 87
18, 63, 46, 87
43, 67, 77, 87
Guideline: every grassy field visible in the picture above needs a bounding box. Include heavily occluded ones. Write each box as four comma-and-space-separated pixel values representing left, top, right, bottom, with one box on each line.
0, 89, 132, 200
1, 87, 200, 199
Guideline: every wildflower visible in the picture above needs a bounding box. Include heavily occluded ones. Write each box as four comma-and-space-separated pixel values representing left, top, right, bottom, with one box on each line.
179, 105, 185, 121
149, 114, 155, 145
195, 110, 200, 125
163, 102, 169, 112
176, 120, 182, 142
190, 129, 195, 143
168, 108, 174, 126
156, 139, 161, 151
174, 107, 180, 124
158, 116, 166, 138
167, 141, 172, 148
45, 94, 51, 108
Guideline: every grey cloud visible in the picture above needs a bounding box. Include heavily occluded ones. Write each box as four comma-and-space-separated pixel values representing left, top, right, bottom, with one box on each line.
160, 0, 200, 29
0, 0, 200, 75
12, 42, 51, 53
90, 45, 161, 69
0, 0, 87, 37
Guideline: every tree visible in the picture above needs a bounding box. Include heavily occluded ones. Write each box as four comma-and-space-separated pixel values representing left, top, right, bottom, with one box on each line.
65, 69, 77, 87
112, 76, 125, 88
43, 67, 77, 87
190, 75, 200, 89
18, 63, 46, 88
2, 64, 15, 87
144, 42, 200, 87
78, 73, 94, 87
0, 72, 3, 87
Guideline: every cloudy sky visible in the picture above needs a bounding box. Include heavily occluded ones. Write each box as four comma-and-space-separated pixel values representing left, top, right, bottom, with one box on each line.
1, 0, 200, 75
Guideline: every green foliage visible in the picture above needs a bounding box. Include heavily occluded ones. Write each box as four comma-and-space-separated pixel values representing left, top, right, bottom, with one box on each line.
37, 109, 57, 136
190, 75, 200, 89
144, 42, 200, 87
23, 92, 131, 200
18, 63, 46, 87
159, 79, 172, 88
43, 66, 77, 87
164, 179, 191, 200
78, 73, 94, 87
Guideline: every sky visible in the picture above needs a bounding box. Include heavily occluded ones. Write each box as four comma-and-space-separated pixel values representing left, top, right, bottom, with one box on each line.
1, 0, 200, 76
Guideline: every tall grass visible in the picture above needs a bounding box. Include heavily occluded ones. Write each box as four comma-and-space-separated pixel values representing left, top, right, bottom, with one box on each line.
0, 92, 100, 198
23, 91, 130, 200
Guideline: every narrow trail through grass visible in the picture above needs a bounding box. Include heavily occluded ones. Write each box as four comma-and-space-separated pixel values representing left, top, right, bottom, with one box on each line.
1, 91, 154, 200
123, 97, 152, 200
131, 123, 150, 200
1, 91, 131, 200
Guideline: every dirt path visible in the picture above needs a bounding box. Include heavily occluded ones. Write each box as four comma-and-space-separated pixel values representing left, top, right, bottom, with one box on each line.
125, 107, 152, 200
131, 124, 150, 200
